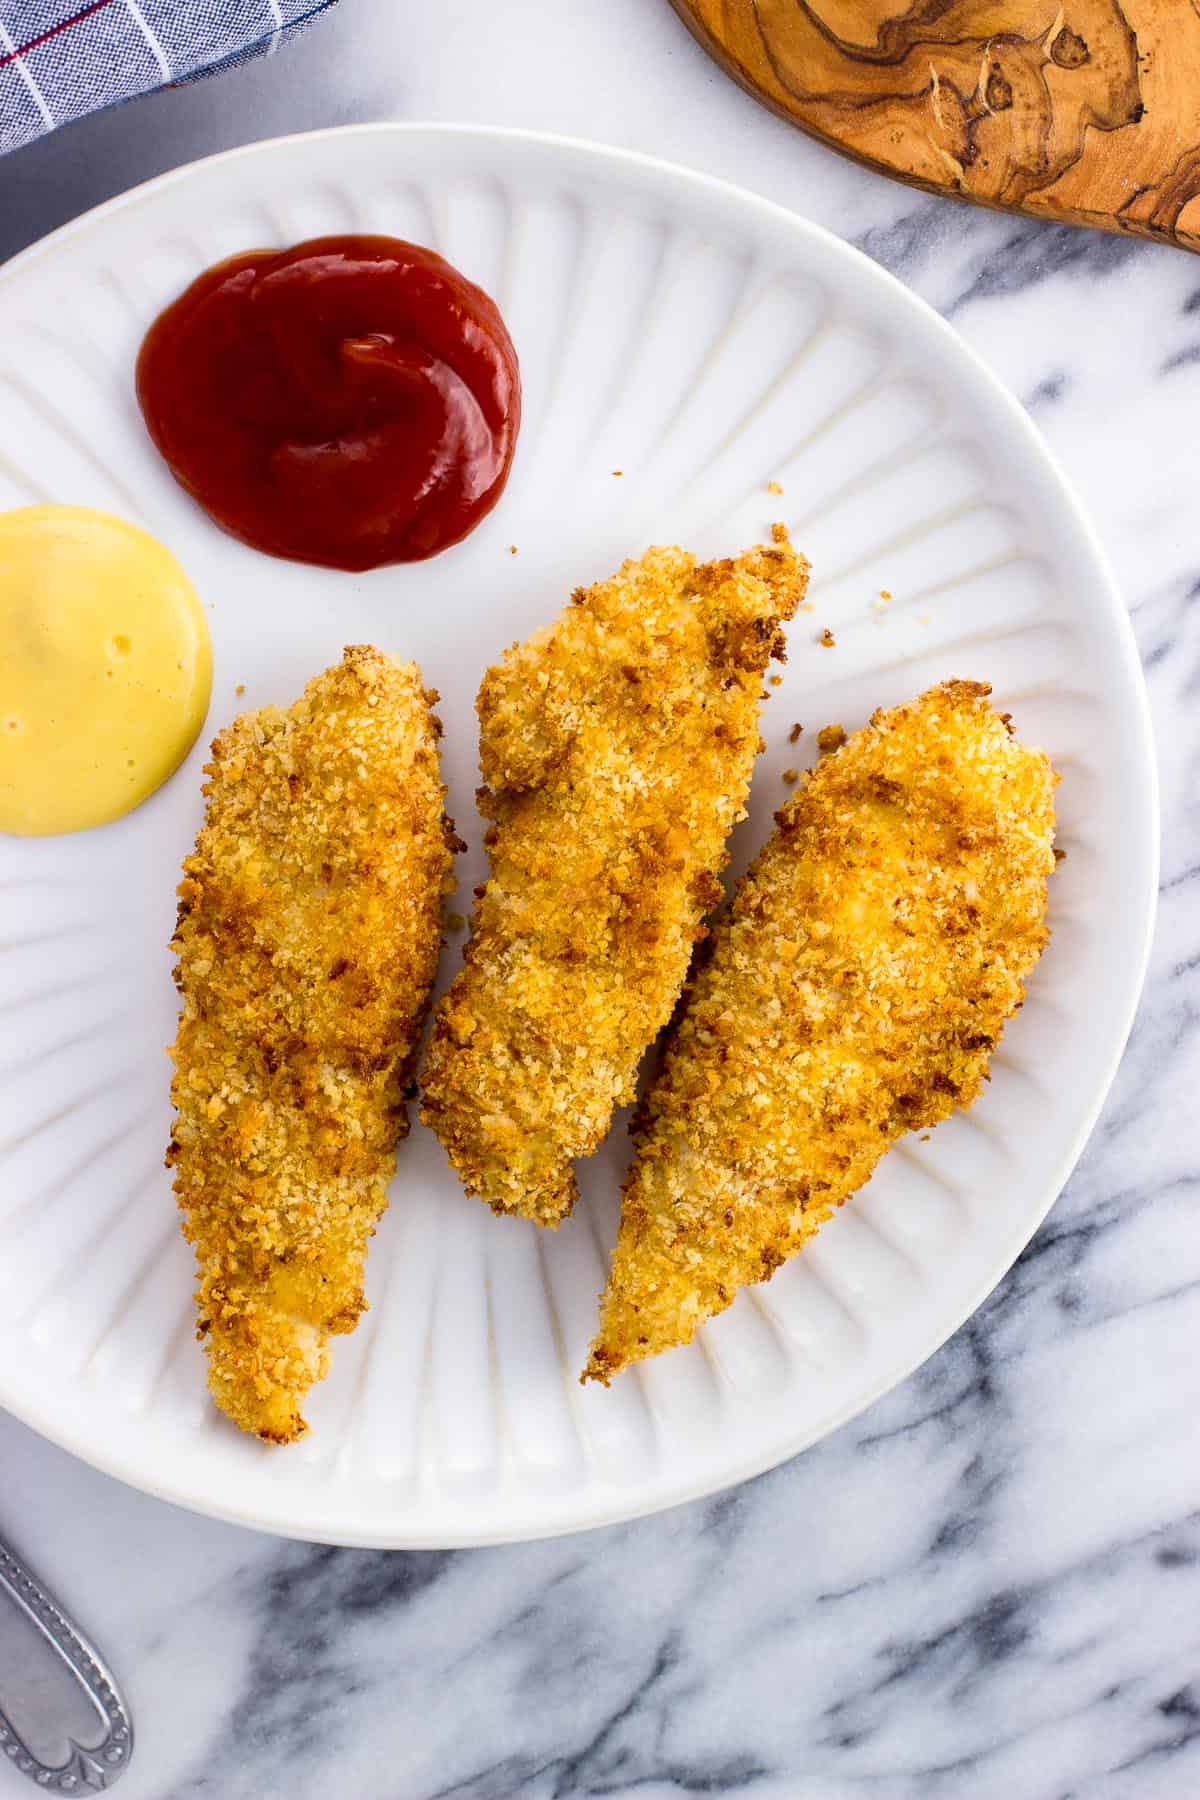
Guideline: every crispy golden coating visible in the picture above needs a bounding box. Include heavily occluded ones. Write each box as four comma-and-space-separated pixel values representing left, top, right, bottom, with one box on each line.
421, 540, 809, 1226
168, 647, 456, 1443
585, 680, 1057, 1382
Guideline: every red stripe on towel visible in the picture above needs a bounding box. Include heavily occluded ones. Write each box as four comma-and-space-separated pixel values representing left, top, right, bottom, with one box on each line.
0, 0, 116, 70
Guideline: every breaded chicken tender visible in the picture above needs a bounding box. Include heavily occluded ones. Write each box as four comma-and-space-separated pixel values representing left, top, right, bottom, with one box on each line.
585, 680, 1056, 1381
421, 539, 809, 1226
168, 647, 456, 1442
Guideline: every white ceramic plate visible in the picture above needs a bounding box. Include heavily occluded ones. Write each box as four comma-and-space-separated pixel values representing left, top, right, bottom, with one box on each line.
0, 126, 1156, 1546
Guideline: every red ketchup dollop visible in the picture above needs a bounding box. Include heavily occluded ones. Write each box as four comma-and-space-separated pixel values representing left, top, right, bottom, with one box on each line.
136, 236, 521, 572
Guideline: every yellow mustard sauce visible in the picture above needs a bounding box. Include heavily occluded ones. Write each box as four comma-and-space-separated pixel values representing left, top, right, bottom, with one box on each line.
0, 506, 212, 837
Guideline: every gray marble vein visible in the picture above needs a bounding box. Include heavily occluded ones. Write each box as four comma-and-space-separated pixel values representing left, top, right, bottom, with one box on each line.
2, 1, 1198, 1796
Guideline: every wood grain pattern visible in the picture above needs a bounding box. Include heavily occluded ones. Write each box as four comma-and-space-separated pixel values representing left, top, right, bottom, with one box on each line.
671, 0, 1200, 251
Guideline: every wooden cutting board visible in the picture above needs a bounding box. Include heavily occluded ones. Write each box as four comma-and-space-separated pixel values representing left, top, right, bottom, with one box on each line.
670, 0, 1200, 252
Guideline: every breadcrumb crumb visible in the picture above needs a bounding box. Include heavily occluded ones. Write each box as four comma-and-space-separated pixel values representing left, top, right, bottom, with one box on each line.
168, 648, 456, 1442
782, 767, 799, 784
584, 680, 1057, 1382
816, 723, 847, 754
788, 722, 803, 743
421, 539, 809, 1226
767, 480, 783, 496
820, 628, 836, 648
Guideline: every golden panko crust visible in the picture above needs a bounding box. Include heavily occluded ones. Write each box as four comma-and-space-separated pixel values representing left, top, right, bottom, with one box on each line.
168, 646, 457, 1443
420, 539, 810, 1226
585, 679, 1057, 1382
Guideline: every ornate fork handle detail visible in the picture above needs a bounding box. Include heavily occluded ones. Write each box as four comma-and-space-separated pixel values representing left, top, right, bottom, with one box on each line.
0, 1539, 132, 1791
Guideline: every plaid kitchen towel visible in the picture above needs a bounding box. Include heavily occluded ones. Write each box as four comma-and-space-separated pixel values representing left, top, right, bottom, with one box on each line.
0, 0, 339, 154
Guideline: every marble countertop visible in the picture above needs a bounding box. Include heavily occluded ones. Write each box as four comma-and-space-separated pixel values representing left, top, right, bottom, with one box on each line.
2, 3, 1198, 1796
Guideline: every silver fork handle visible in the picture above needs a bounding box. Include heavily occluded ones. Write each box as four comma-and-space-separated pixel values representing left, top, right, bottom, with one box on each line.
0, 1537, 132, 1791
